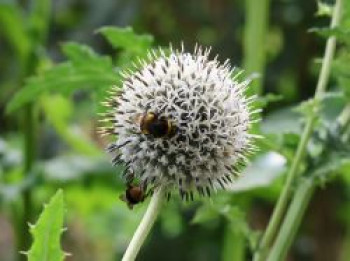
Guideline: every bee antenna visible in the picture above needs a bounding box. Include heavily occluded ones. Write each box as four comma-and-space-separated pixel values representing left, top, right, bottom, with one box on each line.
158, 105, 167, 115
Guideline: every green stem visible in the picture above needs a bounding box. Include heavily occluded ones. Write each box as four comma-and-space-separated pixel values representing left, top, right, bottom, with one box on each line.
19, 104, 36, 258
253, 0, 343, 260
122, 186, 166, 261
243, 0, 270, 96
17, 44, 39, 261
222, 225, 245, 261
16, 0, 51, 257
267, 101, 350, 260
253, 119, 315, 261
267, 179, 315, 261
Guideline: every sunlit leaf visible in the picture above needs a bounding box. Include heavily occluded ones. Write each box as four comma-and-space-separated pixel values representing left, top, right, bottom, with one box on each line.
98, 26, 154, 54
62, 42, 112, 67
6, 43, 117, 113
27, 190, 66, 261
309, 27, 350, 44
315, 1, 333, 17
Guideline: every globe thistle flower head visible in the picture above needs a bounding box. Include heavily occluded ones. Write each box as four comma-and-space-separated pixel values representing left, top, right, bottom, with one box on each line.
100, 45, 259, 200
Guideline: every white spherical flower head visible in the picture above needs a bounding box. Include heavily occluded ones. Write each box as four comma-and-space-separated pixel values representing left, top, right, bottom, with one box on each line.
101, 46, 259, 200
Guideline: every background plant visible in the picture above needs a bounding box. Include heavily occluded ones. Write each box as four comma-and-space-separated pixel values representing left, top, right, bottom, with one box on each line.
0, 0, 349, 261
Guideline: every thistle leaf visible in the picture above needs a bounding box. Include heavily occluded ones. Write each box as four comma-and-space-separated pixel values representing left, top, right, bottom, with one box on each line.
6, 43, 116, 113
98, 26, 154, 54
27, 190, 66, 261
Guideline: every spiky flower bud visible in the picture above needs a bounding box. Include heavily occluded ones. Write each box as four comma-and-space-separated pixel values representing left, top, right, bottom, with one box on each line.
100, 46, 259, 200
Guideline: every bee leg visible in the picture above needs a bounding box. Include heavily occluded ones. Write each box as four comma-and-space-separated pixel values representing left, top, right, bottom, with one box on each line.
125, 171, 135, 185
119, 194, 127, 202
144, 105, 151, 115
127, 203, 134, 210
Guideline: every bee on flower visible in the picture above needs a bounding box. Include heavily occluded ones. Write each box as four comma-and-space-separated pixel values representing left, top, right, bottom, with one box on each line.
100, 45, 259, 203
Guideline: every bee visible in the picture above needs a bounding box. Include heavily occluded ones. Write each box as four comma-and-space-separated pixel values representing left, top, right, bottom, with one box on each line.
120, 183, 148, 209
137, 111, 176, 138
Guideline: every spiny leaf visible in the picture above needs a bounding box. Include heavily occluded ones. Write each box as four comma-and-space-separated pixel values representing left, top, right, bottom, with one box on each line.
309, 27, 350, 45
315, 1, 333, 17
62, 42, 112, 66
292, 92, 345, 119
6, 43, 117, 113
27, 189, 66, 261
311, 153, 350, 186
307, 119, 350, 185
293, 97, 320, 118
98, 26, 154, 54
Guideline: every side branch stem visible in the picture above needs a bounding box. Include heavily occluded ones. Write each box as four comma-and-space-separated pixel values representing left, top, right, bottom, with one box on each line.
267, 101, 350, 260
253, 0, 343, 260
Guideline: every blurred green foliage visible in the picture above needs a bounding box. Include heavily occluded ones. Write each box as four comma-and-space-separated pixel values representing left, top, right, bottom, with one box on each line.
0, 0, 349, 261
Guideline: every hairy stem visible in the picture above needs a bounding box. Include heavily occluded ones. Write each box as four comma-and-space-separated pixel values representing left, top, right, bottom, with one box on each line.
267, 101, 350, 260
253, 0, 343, 260
267, 179, 315, 261
122, 186, 166, 261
